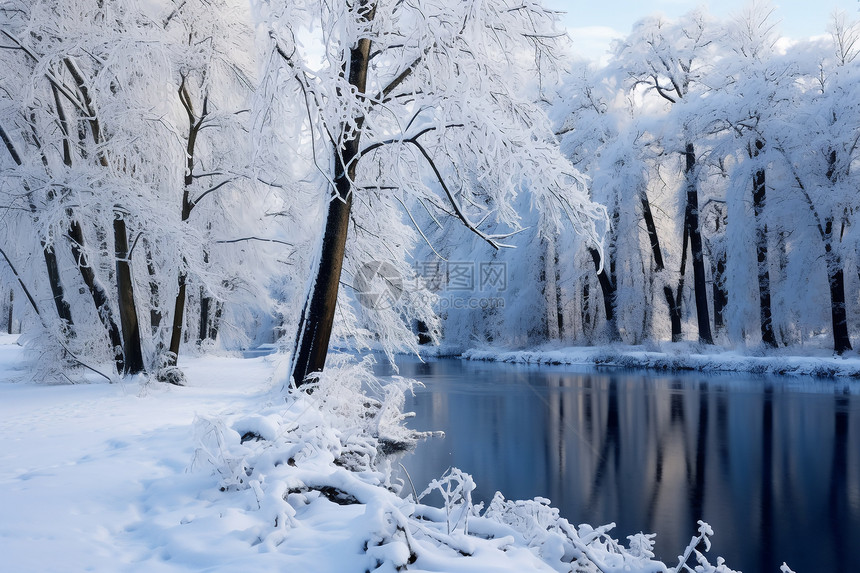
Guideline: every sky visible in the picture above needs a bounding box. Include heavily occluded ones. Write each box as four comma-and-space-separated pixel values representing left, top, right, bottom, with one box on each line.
545, 0, 860, 62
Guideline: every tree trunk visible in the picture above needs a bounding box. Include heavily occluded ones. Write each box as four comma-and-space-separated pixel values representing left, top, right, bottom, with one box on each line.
290, 21, 373, 387
827, 256, 851, 355
640, 189, 665, 271
7, 290, 12, 334
199, 285, 210, 343
114, 217, 145, 374
683, 142, 713, 344
168, 272, 187, 363
42, 247, 74, 332
209, 299, 223, 341
589, 248, 618, 341
166, 78, 212, 365
581, 279, 592, 336
1, 122, 74, 332
142, 239, 162, 336
68, 220, 124, 373
712, 252, 727, 332
640, 187, 683, 341
64, 57, 145, 374
753, 140, 776, 347
667, 224, 689, 342
824, 222, 852, 355
544, 237, 560, 340
554, 250, 564, 340
198, 238, 213, 344
291, 192, 354, 386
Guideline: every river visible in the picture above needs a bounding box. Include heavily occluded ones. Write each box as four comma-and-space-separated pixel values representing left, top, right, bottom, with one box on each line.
374, 355, 860, 573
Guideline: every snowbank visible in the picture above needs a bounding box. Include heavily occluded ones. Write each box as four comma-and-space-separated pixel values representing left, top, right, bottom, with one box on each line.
462, 343, 860, 378
0, 336, 769, 572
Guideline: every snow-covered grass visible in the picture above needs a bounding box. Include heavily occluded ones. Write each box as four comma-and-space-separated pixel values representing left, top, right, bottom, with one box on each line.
462, 342, 860, 378
0, 334, 779, 572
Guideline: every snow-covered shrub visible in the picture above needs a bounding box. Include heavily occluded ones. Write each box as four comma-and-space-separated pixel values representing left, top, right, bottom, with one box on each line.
188, 355, 751, 572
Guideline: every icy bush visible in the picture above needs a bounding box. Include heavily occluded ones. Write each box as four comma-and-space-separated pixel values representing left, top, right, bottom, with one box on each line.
191, 356, 750, 572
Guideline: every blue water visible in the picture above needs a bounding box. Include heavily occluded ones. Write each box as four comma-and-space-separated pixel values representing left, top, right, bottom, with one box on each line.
374, 356, 860, 573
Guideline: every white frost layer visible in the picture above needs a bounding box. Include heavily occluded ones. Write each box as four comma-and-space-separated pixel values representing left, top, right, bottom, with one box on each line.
0, 336, 760, 572
462, 343, 860, 378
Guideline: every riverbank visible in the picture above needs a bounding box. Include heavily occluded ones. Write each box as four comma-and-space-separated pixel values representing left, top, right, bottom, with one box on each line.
460, 342, 860, 378
0, 335, 775, 572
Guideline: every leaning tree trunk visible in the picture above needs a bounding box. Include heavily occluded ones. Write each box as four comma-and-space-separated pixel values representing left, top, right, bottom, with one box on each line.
752, 140, 776, 347
683, 143, 713, 344
290, 186, 355, 386
290, 31, 373, 388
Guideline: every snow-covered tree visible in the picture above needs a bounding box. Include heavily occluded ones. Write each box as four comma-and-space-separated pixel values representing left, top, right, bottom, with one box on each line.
612, 10, 720, 344
0, 0, 271, 379
256, 0, 605, 386
771, 12, 860, 354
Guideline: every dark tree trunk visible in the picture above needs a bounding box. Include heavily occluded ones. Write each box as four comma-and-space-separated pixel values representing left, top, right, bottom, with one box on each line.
555, 250, 564, 339
114, 217, 145, 374
581, 279, 592, 335
199, 285, 210, 343
683, 143, 713, 344
712, 252, 727, 331
821, 150, 851, 355
68, 221, 124, 372
641, 187, 683, 340
209, 299, 223, 341
168, 272, 187, 364
667, 224, 689, 342
752, 140, 776, 347
198, 239, 213, 344
291, 193, 354, 385
64, 57, 145, 374
665, 287, 683, 342
7, 290, 12, 334
824, 221, 852, 355
589, 247, 618, 341
167, 79, 207, 366
42, 247, 74, 331
142, 239, 162, 336
1, 122, 75, 331
640, 189, 665, 271
290, 21, 373, 387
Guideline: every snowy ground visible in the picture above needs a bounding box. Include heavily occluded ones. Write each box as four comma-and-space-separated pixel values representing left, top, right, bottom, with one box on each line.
0, 333, 283, 571
0, 334, 777, 572
462, 342, 860, 378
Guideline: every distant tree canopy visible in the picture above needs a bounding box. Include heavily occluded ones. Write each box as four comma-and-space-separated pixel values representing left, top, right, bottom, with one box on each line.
0, 1, 857, 383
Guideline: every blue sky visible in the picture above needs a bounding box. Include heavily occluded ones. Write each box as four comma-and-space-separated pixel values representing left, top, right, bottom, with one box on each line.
544, 0, 859, 61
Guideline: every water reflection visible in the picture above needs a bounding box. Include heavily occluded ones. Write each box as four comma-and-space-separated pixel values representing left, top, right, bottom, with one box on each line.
375, 357, 860, 573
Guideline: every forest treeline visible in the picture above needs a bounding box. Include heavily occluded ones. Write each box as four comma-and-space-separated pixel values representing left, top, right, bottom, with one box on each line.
440, 4, 860, 356
0, 1, 857, 382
